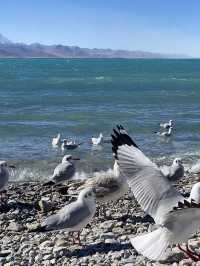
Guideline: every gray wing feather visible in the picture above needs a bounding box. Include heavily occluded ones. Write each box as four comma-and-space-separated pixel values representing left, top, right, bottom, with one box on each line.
117, 144, 184, 224
42, 201, 91, 230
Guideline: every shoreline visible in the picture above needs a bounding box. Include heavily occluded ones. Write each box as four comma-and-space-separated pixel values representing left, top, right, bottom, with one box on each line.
0, 176, 199, 265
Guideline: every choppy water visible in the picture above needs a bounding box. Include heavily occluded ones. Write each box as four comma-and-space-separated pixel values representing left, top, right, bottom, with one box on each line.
0, 58, 200, 181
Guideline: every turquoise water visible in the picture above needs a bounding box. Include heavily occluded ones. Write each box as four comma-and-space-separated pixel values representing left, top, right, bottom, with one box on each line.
0, 58, 200, 181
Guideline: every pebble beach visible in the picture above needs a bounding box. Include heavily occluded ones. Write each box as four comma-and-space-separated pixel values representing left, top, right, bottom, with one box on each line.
0, 175, 199, 266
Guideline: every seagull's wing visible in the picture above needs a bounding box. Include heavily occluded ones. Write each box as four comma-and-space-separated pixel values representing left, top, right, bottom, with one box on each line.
160, 165, 170, 178
42, 201, 92, 231
164, 200, 200, 243
111, 125, 184, 223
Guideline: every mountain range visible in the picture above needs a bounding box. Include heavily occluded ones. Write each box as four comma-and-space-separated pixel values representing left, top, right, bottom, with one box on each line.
0, 33, 189, 59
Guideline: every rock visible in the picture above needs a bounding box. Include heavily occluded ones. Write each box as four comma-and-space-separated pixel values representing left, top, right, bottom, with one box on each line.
7, 221, 24, 232
38, 197, 52, 213
100, 232, 116, 240
105, 238, 119, 244
39, 240, 54, 250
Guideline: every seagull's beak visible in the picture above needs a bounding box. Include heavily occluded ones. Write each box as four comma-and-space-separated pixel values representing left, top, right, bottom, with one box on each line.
71, 157, 80, 160
9, 165, 16, 169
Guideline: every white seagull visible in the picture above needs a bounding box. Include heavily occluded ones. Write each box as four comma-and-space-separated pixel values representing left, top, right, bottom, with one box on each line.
155, 126, 173, 137
159, 120, 174, 129
0, 161, 15, 201
111, 125, 200, 261
79, 160, 129, 205
46, 155, 80, 185
39, 187, 96, 244
91, 133, 103, 145
61, 139, 82, 151
160, 158, 184, 181
188, 160, 200, 175
52, 134, 61, 147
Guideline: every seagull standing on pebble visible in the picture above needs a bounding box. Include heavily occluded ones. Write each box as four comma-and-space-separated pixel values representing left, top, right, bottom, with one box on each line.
45, 155, 80, 186
188, 160, 200, 175
79, 160, 129, 205
39, 187, 96, 245
160, 158, 184, 181
0, 161, 15, 201
111, 125, 200, 261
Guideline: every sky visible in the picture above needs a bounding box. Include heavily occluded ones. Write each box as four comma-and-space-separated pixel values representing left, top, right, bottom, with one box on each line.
1, 0, 200, 57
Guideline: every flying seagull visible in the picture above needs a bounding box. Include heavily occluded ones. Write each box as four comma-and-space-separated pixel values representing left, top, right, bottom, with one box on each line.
111, 125, 200, 261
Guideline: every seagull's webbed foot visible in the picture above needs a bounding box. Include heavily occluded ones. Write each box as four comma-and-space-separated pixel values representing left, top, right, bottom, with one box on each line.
178, 244, 200, 262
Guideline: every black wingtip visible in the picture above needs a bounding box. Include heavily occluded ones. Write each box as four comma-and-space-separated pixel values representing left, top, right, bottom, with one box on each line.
111, 125, 139, 159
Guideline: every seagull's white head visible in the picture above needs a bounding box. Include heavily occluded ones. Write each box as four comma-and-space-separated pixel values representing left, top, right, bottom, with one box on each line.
0, 161, 8, 168
190, 182, 200, 203
99, 133, 103, 138
0, 161, 15, 169
78, 187, 96, 205
173, 158, 183, 166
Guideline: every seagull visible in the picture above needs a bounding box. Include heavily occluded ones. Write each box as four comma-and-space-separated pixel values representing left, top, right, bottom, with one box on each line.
188, 160, 200, 175
78, 161, 129, 205
159, 120, 174, 129
111, 125, 200, 261
0, 161, 15, 201
160, 158, 184, 181
61, 139, 82, 150
91, 133, 103, 145
39, 187, 96, 245
155, 126, 173, 137
45, 155, 80, 186
52, 134, 61, 147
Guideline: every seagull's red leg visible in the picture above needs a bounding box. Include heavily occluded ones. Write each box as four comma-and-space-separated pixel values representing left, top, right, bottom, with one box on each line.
178, 244, 200, 261
186, 244, 200, 260
77, 231, 81, 245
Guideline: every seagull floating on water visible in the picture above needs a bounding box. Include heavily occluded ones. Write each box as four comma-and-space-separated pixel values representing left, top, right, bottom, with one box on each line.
159, 119, 175, 129
39, 187, 96, 245
155, 126, 173, 137
91, 133, 103, 145
45, 155, 80, 186
160, 158, 184, 181
61, 139, 82, 150
111, 125, 200, 261
52, 134, 61, 147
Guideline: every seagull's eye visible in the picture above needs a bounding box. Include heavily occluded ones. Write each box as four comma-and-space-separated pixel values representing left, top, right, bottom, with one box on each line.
88, 192, 92, 197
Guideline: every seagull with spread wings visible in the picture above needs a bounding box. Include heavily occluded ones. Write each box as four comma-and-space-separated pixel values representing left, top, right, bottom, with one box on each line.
111, 125, 200, 261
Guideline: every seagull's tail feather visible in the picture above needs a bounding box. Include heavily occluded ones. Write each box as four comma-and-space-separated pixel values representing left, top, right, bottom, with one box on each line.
130, 227, 170, 261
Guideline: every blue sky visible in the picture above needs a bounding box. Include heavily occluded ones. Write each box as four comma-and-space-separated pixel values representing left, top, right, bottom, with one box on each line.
1, 0, 200, 56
